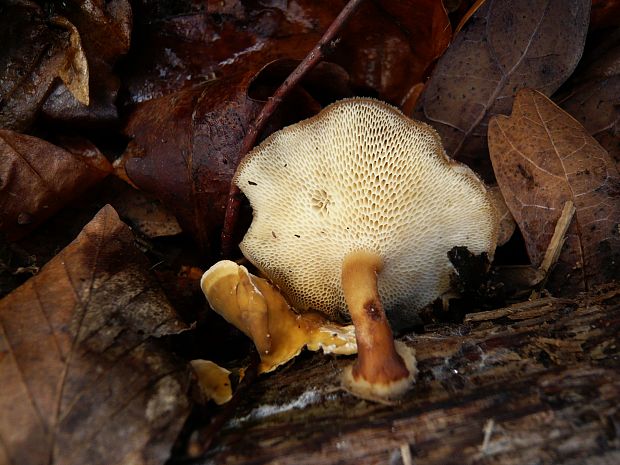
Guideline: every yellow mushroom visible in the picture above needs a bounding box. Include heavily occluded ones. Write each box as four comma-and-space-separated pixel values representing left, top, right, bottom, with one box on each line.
201, 260, 357, 374
233, 98, 499, 401
190, 359, 233, 405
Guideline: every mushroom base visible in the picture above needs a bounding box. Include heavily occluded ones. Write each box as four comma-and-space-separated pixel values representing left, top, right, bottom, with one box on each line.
341, 251, 417, 401
342, 341, 417, 402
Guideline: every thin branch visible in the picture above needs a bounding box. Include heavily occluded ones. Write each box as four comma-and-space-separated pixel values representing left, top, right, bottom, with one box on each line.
220, 0, 366, 257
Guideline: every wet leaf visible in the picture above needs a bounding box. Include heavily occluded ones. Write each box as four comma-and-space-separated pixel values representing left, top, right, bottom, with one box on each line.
488, 89, 620, 294
122, 1, 338, 104
0, 1, 71, 130
0, 130, 112, 241
0, 205, 190, 465
111, 184, 183, 238
414, 0, 590, 179
122, 0, 450, 107
51, 15, 90, 106
42, 0, 132, 126
124, 74, 263, 255
333, 0, 451, 106
124, 61, 351, 255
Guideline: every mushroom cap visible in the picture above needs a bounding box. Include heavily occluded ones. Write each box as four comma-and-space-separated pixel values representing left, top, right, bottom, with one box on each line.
235, 98, 498, 323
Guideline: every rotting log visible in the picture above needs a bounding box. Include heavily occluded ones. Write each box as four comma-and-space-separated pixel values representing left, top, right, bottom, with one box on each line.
201, 285, 620, 465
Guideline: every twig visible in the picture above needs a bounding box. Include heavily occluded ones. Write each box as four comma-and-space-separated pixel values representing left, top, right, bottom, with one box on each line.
538, 201, 576, 276
220, 0, 366, 257
531, 200, 576, 299
400, 443, 414, 465
480, 418, 495, 454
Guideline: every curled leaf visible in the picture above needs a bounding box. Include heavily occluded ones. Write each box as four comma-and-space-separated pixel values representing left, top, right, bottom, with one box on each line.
0, 1, 71, 130
201, 261, 357, 374
51, 16, 90, 106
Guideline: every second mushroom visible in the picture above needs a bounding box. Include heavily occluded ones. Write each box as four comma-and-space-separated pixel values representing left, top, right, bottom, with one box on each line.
233, 98, 498, 401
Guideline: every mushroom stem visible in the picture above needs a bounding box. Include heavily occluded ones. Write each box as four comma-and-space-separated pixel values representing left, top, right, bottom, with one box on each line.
341, 251, 416, 399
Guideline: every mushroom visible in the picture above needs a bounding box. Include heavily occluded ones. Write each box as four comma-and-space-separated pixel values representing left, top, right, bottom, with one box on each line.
190, 359, 233, 405
234, 98, 498, 401
201, 260, 357, 374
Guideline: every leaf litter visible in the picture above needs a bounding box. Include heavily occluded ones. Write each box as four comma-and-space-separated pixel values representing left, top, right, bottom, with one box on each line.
1, 1, 619, 463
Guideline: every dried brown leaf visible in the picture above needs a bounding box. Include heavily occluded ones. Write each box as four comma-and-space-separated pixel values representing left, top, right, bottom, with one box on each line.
0, 205, 190, 465
0, 130, 112, 241
414, 0, 590, 179
489, 89, 620, 293
559, 31, 620, 168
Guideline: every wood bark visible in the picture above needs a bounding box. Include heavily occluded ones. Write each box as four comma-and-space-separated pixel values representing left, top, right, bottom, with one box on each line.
201, 284, 620, 465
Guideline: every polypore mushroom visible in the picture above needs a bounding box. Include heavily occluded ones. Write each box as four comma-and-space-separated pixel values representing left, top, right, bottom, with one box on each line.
234, 98, 498, 401
190, 359, 233, 405
201, 260, 357, 373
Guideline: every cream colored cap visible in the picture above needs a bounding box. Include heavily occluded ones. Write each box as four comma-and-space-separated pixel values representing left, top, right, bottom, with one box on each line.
235, 98, 498, 321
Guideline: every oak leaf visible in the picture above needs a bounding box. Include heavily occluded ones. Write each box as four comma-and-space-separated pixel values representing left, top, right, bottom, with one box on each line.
0, 205, 190, 465
488, 89, 620, 293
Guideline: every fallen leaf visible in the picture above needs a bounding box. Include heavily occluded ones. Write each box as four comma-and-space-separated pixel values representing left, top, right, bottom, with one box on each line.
0, 130, 112, 241
124, 74, 263, 254
121, 1, 339, 104
414, 0, 590, 179
559, 30, 620, 168
488, 89, 620, 293
122, 1, 450, 108
41, 0, 132, 125
591, 0, 620, 30
50, 15, 90, 106
201, 261, 357, 374
124, 60, 351, 255
489, 186, 516, 246
0, 1, 72, 130
334, 0, 451, 106
0, 205, 190, 465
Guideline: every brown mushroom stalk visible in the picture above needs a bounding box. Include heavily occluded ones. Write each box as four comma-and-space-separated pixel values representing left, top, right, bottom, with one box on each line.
341, 250, 413, 394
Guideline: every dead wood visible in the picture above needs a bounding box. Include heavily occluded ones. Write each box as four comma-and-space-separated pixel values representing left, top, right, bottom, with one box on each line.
201, 284, 620, 465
